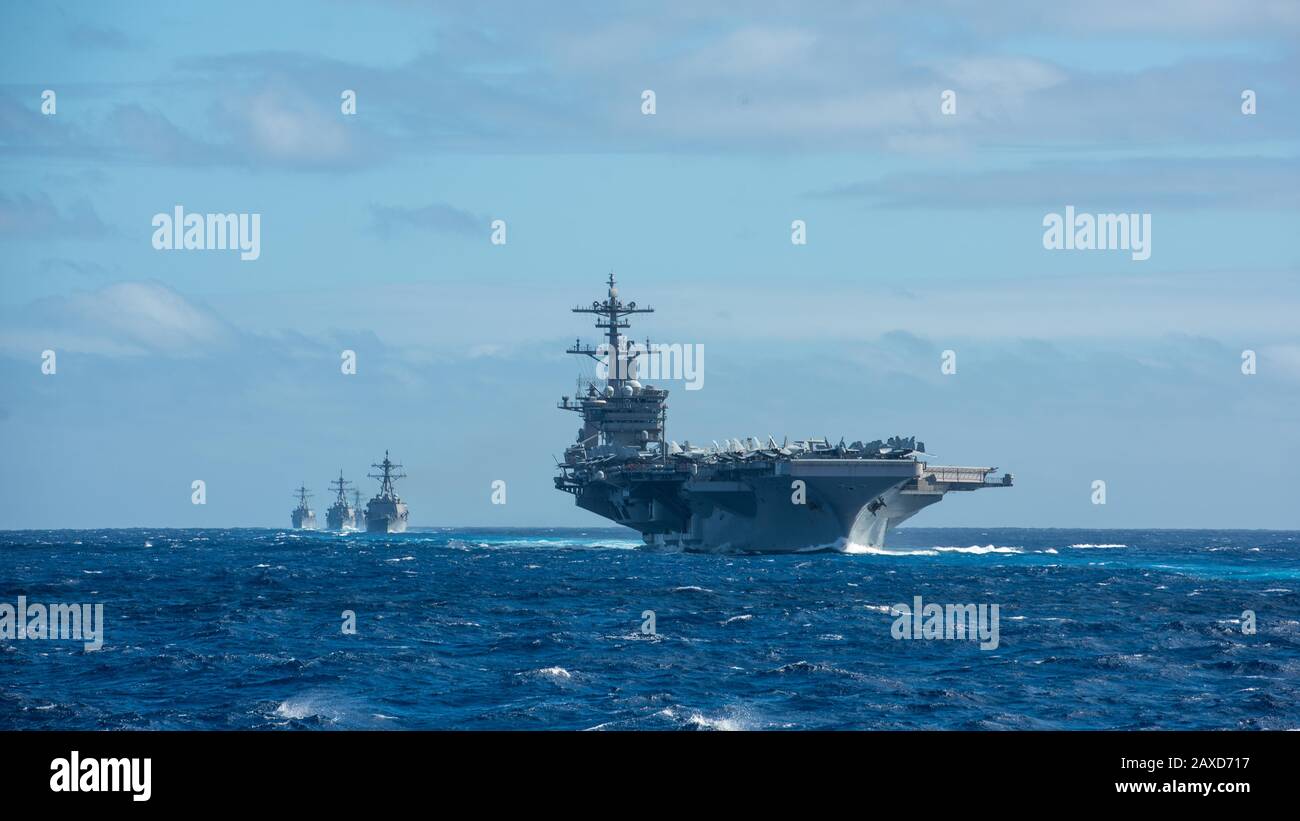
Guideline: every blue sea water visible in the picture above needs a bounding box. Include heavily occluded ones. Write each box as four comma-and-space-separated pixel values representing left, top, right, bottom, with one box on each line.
1, 527, 1298, 730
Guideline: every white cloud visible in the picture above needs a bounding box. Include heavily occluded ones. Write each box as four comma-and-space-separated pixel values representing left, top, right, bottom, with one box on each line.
2, 281, 236, 357
937, 57, 1067, 97
692, 26, 819, 76
221, 84, 355, 166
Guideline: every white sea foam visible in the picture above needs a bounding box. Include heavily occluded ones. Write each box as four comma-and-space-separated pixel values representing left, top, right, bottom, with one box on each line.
1069, 543, 1127, 549
843, 542, 1023, 556
660, 706, 752, 731
841, 542, 938, 556
533, 666, 572, 680
274, 695, 336, 722
455, 537, 643, 551
686, 712, 745, 731
721, 614, 753, 625
933, 544, 1023, 554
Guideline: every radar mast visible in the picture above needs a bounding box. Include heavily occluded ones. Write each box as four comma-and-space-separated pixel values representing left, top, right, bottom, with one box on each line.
329, 470, 352, 506
368, 451, 406, 500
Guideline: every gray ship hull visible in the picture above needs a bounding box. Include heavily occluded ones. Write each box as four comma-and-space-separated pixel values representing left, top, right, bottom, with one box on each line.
291, 509, 317, 530
364, 501, 408, 533
326, 505, 356, 531
573, 459, 1004, 554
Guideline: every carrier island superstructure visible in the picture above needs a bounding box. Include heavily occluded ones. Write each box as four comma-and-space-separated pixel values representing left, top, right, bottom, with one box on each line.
555, 275, 1013, 553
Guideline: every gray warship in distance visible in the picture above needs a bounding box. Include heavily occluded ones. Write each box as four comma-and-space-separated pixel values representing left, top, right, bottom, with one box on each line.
352, 488, 366, 531
325, 470, 357, 531
555, 275, 1013, 553
290, 484, 317, 530
365, 451, 409, 533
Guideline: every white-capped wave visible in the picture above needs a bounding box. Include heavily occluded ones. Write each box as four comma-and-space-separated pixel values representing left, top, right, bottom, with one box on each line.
660, 706, 752, 731
841, 542, 938, 556
847, 542, 1022, 556
933, 544, 1023, 555
1069, 543, 1127, 549
518, 666, 573, 682
687, 712, 745, 731
274, 695, 339, 722
450, 537, 642, 551
539, 666, 571, 679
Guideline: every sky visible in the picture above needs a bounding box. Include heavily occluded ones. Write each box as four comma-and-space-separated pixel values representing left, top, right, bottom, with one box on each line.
0, 0, 1297, 529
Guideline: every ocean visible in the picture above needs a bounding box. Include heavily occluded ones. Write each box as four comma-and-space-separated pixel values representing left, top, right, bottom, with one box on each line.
2, 527, 1297, 730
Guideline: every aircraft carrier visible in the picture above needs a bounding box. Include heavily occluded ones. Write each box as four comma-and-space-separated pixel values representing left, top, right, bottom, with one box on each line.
365, 451, 410, 533
325, 470, 357, 531
555, 275, 1013, 553
290, 484, 317, 530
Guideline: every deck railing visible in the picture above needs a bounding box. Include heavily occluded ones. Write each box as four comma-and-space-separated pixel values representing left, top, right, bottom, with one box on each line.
926, 467, 994, 484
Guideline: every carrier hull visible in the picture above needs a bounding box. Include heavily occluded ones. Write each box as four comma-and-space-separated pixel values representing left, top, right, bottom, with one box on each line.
572, 459, 1004, 553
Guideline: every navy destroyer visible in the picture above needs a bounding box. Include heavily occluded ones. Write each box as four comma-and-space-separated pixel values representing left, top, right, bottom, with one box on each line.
290, 484, 317, 530
325, 471, 357, 531
352, 488, 366, 531
555, 276, 1013, 553
365, 451, 409, 533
